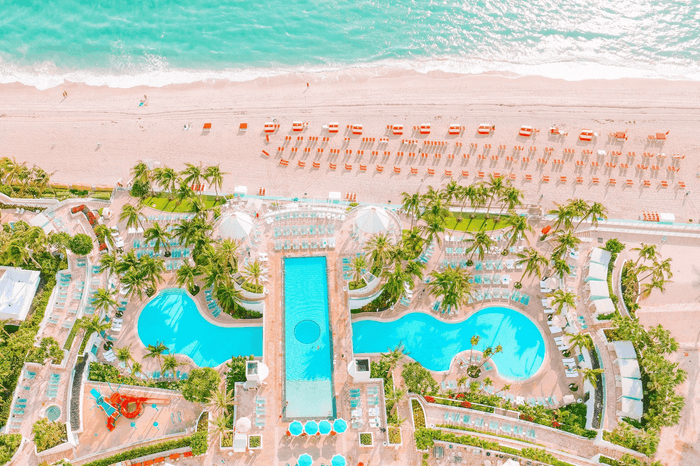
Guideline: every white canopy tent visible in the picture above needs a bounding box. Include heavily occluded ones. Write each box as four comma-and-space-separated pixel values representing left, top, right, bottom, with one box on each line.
218, 212, 254, 239
613, 341, 638, 359
585, 262, 608, 282
593, 298, 616, 316
233, 185, 248, 196
29, 213, 54, 234
621, 378, 643, 400
619, 397, 643, 420
0, 267, 41, 321
617, 358, 641, 379
589, 248, 611, 267
587, 280, 609, 300
355, 206, 391, 234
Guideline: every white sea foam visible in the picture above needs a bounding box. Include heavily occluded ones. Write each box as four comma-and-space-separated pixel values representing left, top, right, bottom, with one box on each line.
1, 53, 699, 90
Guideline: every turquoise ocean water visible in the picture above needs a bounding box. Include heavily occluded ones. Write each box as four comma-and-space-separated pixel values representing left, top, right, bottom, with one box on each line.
2, 0, 700, 88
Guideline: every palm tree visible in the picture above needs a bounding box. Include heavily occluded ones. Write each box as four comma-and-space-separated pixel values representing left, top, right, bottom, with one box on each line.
515, 247, 548, 285
79, 315, 111, 340
214, 238, 240, 272
161, 355, 181, 377
131, 361, 144, 378
207, 387, 235, 415
548, 202, 575, 232
120, 203, 145, 230
467, 231, 493, 262
380, 342, 408, 377
385, 385, 406, 415
551, 258, 572, 279
176, 263, 203, 294
364, 233, 393, 271
420, 195, 453, 246
477, 345, 503, 371
428, 266, 473, 312
551, 230, 581, 260
401, 191, 422, 228
400, 227, 424, 260
461, 184, 489, 236
482, 377, 494, 392
214, 277, 242, 313
131, 161, 151, 185
99, 252, 119, 278
503, 212, 532, 249
116, 250, 140, 275
144, 341, 169, 371
152, 166, 180, 198
204, 165, 227, 199
575, 201, 607, 230
497, 186, 523, 217
566, 333, 593, 353
92, 288, 118, 316
241, 260, 266, 288
139, 255, 166, 290
549, 289, 576, 315
632, 243, 658, 267
181, 163, 204, 196
115, 345, 133, 371
121, 269, 150, 300
640, 279, 667, 298
174, 183, 195, 208
189, 196, 207, 220
29, 167, 55, 196
482, 175, 506, 221
93, 224, 115, 249
211, 415, 230, 442
468, 335, 481, 365
441, 180, 460, 205
143, 222, 172, 256
578, 368, 605, 388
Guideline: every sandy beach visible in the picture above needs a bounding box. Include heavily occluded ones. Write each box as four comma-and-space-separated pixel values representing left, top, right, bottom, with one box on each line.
1, 71, 699, 220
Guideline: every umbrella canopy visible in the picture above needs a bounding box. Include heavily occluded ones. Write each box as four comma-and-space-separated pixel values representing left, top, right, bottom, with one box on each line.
318, 420, 332, 435
298, 453, 313, 466
551, 314, 567, 329
355, 206, 391, 234
544, 276, 560, 290
333, 418, 347, 433
235, 416, 251, 433
304, 420, 319, 436
289, 420, 303, 436
218, 212, 254, 239
331, 454, 347, 466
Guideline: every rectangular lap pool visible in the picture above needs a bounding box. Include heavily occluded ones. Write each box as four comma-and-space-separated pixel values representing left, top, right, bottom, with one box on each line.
284, 256, 335, 419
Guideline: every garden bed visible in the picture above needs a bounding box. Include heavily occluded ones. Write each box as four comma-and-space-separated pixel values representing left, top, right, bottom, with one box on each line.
88, 362, 183, 391
249, 434, 262, 449
359, 432, 373, 447
411, 399, 426, 429
388, 426, 402, 445
352, 290, 396, 314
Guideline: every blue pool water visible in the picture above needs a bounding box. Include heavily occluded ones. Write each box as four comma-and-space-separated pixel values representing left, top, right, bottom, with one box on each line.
284, 257, 334, 419
2, 1, 700, 89
352, 307, 545, 381
137, 288, 262, 367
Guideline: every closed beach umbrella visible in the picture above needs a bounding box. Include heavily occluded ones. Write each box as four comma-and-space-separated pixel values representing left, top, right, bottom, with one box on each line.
218, 212, 254, 239
318, 419, 332, 435
331, 454, 347, 466
289, 420, 303, 436
355, 206, 391, 234
235, 416, 251, 433
304, 420, 319, 436
298, 453, 313, 466
332, 418, 347, 433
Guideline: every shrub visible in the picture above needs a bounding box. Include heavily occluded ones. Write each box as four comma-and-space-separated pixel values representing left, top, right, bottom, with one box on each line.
32, 419, 67, 452
248, 435, 261, 448
82, 437, 192, 466
604, 238, 626, 254
412, 399, 426, 429
359, 433, 373, 445
388, 426, 401, 444
130, 180, 150, 199
603, 424, 659, 456
241, 281, 263, 294
27, 337, 64, 365
0, 433, 22, 464
402, 362, 439, 396
352, 290, 396, 314
182, 368, 221, 403
69, 233, 94, 256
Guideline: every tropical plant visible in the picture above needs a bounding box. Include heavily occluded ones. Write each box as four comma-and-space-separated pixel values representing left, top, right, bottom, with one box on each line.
428, 266, 473, 312
549, 289, 576, 315
241, 260, 266, 287
576, 201, 607, 230
152, 166, 180, 197
503, 212, 532, 249
79, 315, 111, 340
94, 224, 115, 249
551, 230, 581, 260
143, 222, 172, 255
162, 354, 181, 376
482, 175, 506, 221
548, 202, 576, 232
91, 287, 118, 315
144, 341, 169, 370
350, 255, 367, 284
181, 367, 221, 403
120, 203, 145, 230
181, 163, 204, 197
577, 368, 604, 388
566, 333, 593, 353
206, 387, 235, 415
203, 165, 227, 199
115, 345, 133, 371
380, 342, 408, 377
421, 194, 452, 246
174, 183, 195, 208
401, 191, 423, 228
468, 335, 480, 366
364, 233, 393, 271
466, 231, 493, 262
175, 263, 203, 294
385, 385, 406, 416
515, 247, 548, 285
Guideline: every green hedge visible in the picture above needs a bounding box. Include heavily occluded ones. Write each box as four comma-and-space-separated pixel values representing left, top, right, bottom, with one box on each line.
436, 424, 537, 445
88, 362, 183, 391
63, 320, 83, 350
352, 290, 396, 314
82, 437, 192, 466
0, 433, 22, 464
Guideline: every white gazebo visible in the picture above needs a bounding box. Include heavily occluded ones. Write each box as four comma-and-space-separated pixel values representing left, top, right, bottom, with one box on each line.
586, 280, 609, 301
589, 248, 612, 267
612, 341, 638, 360
355, 206, 391, 234
617, 358, 641, 379
592, 298, 616, 316
0, 267, 41, 322
584, 262, 607, 282
218, 212, 254, 239
620, 378, 643, 400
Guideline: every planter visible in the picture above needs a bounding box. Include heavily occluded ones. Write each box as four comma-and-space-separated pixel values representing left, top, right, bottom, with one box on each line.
248, 434, 262, 450
220, 431, 234, 450
359, 432, 374, 447
387, 426, 402, 446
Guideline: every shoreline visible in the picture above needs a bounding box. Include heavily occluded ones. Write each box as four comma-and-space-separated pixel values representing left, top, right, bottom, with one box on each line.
1, 73, 699, 222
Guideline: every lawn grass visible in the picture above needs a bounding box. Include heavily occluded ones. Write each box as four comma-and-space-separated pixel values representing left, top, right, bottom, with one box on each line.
142, 194, 226, 213
444, 213, 508, 232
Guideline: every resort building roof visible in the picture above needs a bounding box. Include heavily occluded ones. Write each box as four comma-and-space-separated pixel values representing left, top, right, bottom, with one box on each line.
0, 266, 40, 321
588, 248, 612, 267
584, 262, 608, 282
612, 341, 638, 360
617, 358, 642, 379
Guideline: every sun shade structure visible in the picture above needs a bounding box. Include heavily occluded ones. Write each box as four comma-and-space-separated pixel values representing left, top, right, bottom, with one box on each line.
621, 377, 643, 400
235, 416, 251, 433
587, 280, 609, 300
617, 358, 641, 379
289, 420, 303, 436
592, 298, 615, 316
0, 267, 40, 322
331, 454, 347, 466
318, 419, 332, 435
619, 397, 643, 420
589, 248, 612, 267
298, 453, 313, 466
218, 212, 254, 239
304, 420, 319, 436
333, 418, 347, 433
584, 262, 607, 282
612, 341, 638, 360
355, 206, 391, 234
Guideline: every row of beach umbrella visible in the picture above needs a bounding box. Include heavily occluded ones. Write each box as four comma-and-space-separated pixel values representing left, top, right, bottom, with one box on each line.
297, 452, 346, 466
288, 418, 347, 437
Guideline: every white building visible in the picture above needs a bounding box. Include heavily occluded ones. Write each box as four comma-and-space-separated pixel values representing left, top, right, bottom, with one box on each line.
0, 266, 41, 322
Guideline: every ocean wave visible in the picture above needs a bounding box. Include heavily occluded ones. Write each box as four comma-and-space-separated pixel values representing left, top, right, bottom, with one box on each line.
2, 54, 700, 90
